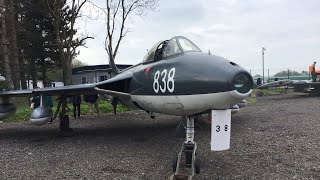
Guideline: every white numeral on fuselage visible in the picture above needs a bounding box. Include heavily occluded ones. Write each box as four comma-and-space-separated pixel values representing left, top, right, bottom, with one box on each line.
153, 68, 175, 93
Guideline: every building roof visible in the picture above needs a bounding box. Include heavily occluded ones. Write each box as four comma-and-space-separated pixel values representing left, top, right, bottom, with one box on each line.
72, 64, 132, 74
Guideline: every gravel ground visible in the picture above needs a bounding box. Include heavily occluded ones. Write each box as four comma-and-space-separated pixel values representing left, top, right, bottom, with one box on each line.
0, 94, 320, 180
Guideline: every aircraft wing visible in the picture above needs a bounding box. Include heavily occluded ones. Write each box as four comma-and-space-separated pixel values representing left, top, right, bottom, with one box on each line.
0, 84, 96, 97
258, 80, 294, 89
302, 81, 320, 85
0, 72, 132, 99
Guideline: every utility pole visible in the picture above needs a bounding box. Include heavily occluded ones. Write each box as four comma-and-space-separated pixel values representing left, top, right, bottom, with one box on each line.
262, 47, 266, 84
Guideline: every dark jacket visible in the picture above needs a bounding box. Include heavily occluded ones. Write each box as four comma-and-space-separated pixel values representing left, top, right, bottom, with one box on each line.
32, 96, 40, 109
83, 94, 98, 103
44, 96, 53, 108
72, 95, 81, 105
32, 96, 53, 109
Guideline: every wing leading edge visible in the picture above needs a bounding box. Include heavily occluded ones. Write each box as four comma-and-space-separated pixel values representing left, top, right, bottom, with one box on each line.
258, 79, 314, 89
258, 80, 294, 89
0, 72, 133, 98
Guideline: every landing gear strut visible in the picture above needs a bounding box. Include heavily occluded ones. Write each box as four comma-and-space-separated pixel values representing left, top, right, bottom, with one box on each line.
170, 116, 200, 179
59, 114, 73, 132
52, 96, 73, 135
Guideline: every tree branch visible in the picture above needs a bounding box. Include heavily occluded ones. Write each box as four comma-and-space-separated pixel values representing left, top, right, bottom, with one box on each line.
74, 0, 88, 19
111, 0, 121, 35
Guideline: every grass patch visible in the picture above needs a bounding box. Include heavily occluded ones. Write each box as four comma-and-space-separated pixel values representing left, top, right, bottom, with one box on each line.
245, 97, 256, 104
253, 88, 294, 97
1, 96, 132, 123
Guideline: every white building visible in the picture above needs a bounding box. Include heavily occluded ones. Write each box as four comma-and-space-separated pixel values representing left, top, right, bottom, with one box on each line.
26, 80, 64, 89
72, 64, 132, 84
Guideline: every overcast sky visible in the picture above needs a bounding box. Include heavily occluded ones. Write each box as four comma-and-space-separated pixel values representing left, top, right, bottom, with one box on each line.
75, 0, 320, 73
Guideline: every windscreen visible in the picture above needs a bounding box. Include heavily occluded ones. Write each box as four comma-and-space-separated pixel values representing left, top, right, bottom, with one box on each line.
177, 37, 201, 52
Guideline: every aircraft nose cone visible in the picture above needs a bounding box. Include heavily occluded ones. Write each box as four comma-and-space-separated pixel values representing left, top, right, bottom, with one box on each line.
232, 72, 253, 94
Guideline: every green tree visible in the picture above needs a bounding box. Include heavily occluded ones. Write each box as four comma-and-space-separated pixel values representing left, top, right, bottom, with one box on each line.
47, 0, 93, 86
274, 70, 301, 77
6, 0, 21, 90
72, 59, 87, 68
0, 0, 13, 89
16, 0, 59, 88
301, 71, 309, 75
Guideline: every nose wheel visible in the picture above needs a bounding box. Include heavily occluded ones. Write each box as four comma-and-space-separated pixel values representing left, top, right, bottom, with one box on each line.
170, 110, 232, 179
52, 96, 74, 136
170, 116, 200, 179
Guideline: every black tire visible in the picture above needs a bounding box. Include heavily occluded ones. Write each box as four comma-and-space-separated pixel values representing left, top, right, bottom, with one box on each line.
60, 115, 71, 132
185, 151, 192, 165
172, 156, 178, 172
194, 159, 200, 174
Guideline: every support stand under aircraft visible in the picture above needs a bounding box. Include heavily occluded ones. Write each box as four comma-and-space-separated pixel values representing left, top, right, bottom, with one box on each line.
170, 110, 231, 179
170, 116, 199, 179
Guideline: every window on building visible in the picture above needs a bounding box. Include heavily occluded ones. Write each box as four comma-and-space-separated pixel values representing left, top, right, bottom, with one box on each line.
82, 77, 87, 84
100, 75, 108, 82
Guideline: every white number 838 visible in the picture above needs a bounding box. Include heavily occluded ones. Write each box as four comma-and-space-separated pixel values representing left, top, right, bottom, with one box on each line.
153, 68, 175, 93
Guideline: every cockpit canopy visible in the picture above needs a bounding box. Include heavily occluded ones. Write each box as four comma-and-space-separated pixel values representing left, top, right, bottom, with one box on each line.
143, 36, 201, 63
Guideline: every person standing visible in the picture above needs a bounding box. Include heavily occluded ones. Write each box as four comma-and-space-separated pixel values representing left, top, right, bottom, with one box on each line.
44, 95, 54, 123
31, 95, 40, 109
44, 96, 53, 108
309, 61, 316, 82
72, 95, 82, 119
83, 94, 100, 117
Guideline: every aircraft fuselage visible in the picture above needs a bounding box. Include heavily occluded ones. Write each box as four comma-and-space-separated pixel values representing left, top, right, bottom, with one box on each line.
102, 52, 253, 116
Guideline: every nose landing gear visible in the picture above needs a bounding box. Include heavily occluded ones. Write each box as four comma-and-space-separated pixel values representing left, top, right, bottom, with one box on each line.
170, 110, 232, 179
170, 116, 200, 180
52, 96, 74, 136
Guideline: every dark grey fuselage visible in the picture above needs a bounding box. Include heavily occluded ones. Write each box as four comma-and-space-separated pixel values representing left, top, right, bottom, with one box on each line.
97, 52, 253, 116
0, 36, 253, 119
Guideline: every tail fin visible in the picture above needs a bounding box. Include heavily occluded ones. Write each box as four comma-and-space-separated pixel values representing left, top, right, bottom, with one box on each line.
109, 57, 119, 75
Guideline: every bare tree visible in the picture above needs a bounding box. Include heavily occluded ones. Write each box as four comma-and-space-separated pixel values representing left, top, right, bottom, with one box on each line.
0, 0, 13, 89
95, 0, 158, 74
47, 0, 93, 86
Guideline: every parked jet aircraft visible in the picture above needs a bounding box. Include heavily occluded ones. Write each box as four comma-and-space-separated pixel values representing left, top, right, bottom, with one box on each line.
258, 79, 320, 96
0, 36, 253, 178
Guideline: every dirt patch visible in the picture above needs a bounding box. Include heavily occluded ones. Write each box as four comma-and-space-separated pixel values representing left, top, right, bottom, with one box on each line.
0, 94, 319, 179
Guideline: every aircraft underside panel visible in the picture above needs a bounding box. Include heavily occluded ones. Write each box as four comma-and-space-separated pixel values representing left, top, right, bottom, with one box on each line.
131, 90, 244, 116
